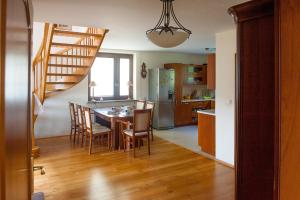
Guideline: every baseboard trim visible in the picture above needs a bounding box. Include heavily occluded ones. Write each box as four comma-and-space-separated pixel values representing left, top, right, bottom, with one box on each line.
215, 158, 235, 169
36, 134, 69, 140
198, 151, 235, 169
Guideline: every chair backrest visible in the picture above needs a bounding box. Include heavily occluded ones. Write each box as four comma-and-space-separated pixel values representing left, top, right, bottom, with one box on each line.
133, 109, 151, 134
69, 102, 76, 122
83, 107, 92, 134
77, 105, 84, 127
145, 101, 155, 124
136, 100, 146, 110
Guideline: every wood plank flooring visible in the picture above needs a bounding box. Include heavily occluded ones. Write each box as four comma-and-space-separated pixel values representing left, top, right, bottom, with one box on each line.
34, 136, 234, 200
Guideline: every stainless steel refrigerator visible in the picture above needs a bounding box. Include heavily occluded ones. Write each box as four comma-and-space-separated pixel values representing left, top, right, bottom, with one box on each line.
148, 68, 175, 129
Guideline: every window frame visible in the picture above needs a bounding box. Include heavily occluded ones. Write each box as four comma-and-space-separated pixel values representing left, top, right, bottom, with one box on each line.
88, 52, 133, 101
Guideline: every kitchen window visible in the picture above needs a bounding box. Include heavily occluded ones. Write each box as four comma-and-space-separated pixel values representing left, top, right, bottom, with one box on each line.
89, 53, 133, 101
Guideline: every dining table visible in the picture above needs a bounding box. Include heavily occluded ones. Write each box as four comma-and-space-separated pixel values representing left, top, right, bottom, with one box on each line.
93, 107, 134, 150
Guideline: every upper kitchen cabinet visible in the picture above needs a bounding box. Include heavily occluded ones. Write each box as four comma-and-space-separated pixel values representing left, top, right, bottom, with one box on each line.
207, 54, 216, 90
183, 64, 207, 85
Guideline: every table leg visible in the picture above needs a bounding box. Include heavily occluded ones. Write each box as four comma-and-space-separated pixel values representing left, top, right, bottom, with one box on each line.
110, 118, 117, 150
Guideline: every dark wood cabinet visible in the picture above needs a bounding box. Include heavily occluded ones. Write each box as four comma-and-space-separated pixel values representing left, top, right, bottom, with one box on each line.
207, 54, 216, 90
229, 0, 276, 199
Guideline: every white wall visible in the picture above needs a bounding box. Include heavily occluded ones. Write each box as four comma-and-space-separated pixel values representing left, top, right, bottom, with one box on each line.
215, 29, 236, 166
135, 51, 207, 99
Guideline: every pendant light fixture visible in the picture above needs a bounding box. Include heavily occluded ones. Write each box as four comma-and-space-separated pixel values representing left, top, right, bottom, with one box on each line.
146, 0, 192, 48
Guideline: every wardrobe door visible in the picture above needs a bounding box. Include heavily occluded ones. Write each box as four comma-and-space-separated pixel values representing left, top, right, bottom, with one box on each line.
278, 0, 300, 199
0, 0, 32, 199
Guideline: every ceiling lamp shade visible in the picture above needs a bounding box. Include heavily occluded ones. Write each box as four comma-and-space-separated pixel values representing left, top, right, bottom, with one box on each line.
146, 0, 192, 48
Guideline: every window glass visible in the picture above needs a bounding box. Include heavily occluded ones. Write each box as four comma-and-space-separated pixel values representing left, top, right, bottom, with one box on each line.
90, 57, 114, 97
89, 53, 133, 100
120, 58, 130, 96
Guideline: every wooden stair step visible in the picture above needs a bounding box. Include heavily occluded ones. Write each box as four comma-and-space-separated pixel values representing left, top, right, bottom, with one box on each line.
48, 64, 89, 68
50, 54, 94, 59
51, 43, 98, 49
53, 30, 103, 38
46, 81, 77, 85
46, 73, 85, 77
46, 89, 65, 92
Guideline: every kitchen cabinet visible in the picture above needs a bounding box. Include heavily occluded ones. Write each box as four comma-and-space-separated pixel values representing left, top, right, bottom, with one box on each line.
198, 112, 215, 156
210, 100, 215, 109
164, 63, 212, 127
207, 54, 216, 90
184, 64, 207, 85
175, 100, 212, 126
175, 103, 192, 126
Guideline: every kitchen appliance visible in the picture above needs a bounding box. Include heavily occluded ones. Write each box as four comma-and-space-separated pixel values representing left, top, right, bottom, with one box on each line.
148, 68, 175, 129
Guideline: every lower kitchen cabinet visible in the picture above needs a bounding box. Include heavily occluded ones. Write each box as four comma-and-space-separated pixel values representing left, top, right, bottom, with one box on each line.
174, 103, 192, 126
175, 101, 212, 127
198, 112, 215, 156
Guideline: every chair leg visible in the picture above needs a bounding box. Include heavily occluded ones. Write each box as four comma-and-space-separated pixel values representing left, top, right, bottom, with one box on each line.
151, 127, 154, 141
89, 135, 93, 155
138, 139, 141, 149
81, 131, 85, 147
148, 133, 151, 156
133, 137, 135, 158
73, 126, 77, 144
122, 134, 126, 152
111, 132, 113, 150
107, 133, 110, 150
85, 132, 88, 146
70, 124, 73, 138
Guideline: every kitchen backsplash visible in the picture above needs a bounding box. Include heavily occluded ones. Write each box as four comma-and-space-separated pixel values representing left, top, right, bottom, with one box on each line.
182, 85, 215, 99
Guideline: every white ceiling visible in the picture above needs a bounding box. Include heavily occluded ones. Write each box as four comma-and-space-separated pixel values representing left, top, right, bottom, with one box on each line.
32, 0, 247, 54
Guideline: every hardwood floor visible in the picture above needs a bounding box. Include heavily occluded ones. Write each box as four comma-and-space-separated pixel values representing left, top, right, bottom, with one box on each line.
34, 136, 234, 200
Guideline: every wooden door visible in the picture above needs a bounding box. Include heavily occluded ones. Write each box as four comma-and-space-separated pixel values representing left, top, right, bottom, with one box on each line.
229, 0, 276, 199
0, 0, 32, 199
278, 0, 300, 199
207, 54, 216, 90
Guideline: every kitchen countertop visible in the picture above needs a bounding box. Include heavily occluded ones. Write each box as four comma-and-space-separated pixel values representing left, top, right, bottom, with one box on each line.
181, 99, 215, 103
197, 109, 215, 116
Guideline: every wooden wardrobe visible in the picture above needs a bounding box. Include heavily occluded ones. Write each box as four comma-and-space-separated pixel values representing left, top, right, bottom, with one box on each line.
230, 0, 300, 199
277, 0, 300, 199
229, 0, 276, 199
0, 0, 33, 199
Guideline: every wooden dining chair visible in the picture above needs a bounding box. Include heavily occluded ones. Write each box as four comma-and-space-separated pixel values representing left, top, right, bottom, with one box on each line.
69, 102, 78, 140
122, 109, 152, 158
77, 105, 86, 146
136, 100, 146, 109
83, 107, 112, 154
146, 101, 155, 141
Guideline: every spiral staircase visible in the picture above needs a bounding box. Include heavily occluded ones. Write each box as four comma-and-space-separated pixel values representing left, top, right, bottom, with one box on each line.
32, 23, 108, 157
